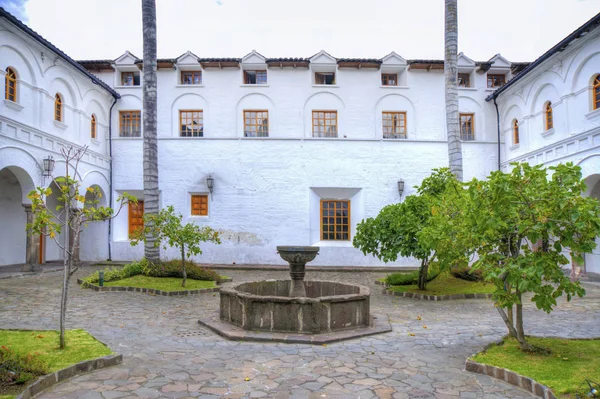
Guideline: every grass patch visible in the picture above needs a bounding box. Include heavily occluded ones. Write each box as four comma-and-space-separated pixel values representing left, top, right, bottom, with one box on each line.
387, 273, 494, 295
472, 337, 600, 397
104, 275, 216, 292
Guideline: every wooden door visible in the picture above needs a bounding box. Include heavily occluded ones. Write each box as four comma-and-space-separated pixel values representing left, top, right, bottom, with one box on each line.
128, 201, 144, 238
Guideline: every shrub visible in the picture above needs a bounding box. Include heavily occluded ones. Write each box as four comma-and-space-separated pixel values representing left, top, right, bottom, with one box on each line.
450, 265, 483, 282
385, 267, 441, 286
143, 259, 221, 282
0, 345, 47, 388
81, 260, 147, 288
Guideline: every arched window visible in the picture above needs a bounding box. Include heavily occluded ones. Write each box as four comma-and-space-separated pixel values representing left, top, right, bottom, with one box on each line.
513, 119, 519, 145
594, 75, 600, 110
54, 94, 62, 122
545, 102, 553, 131
91, 114, 97, 139
5, 67, 16, 102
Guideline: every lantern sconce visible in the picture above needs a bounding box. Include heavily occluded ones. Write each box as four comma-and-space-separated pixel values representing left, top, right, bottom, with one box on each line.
42, 155, 55, 183
397, 179, 405, 198
206, 174, 215, 195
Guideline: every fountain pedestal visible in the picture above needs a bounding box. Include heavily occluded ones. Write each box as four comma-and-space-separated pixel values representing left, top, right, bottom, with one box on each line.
276, 246, 319, 297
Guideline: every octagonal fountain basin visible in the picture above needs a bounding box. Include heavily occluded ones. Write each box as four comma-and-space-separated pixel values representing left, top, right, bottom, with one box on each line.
219, 280, 370, 334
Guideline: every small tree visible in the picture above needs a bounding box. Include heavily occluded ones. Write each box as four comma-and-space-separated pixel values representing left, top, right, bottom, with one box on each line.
462, 163, 600, 351
131, 206, 221, 287
28, 146, 132, 349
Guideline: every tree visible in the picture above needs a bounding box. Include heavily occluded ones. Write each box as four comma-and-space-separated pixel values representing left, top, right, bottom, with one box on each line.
131, 206, 221, 287
353, 169, 459, 290
27, 146, 132, 349
142, 0, 160, 263
461, 163, 600, 351
444, 0, 462, 181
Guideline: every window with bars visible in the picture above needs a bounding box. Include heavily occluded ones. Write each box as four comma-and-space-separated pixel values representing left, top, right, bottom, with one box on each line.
487, 74, 506, 88
545, 102, 553, 131
312, 111, 338, 138
181, 71, 202, 85
191, 195, 208, 216
513, 119, 520, 145
54, 94, 62, 122
320, 200, 350, 241
128, 200, 144, 238
243, 110, 269, 137
180, 110, 204, 137
458, 73, 470, 88
5, 67, 16, 102
315, 72, 335, 85
460, 113, 475, 141
382, 112, 407, 139
121, 72, 140, 86
119, 111, 141, 137
244, 70, 267, 84
381, 73, 398, 86
91, 114, 97, 139
595, 75, 600, 110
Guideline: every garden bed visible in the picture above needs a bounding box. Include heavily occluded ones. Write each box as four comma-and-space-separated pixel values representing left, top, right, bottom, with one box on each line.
77, 276, 232, 296
467, 336, 600, 398
383, 274, 494, 300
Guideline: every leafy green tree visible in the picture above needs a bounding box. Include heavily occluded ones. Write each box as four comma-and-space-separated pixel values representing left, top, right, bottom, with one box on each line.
462, 163, 600, 351
131, 206, 221, 287
28, 146, 133, 349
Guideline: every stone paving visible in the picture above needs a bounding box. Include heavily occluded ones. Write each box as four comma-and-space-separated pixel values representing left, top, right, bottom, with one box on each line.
0, 268, 599, 399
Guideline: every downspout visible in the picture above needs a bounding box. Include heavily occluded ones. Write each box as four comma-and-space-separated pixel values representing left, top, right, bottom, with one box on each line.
107, 96, 118, 261
493, 96, 501, 171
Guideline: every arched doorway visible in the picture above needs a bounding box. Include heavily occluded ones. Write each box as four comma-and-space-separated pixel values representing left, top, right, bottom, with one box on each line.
584, 174, 600, 275
44, 179, 67, 262
80, 185, 109, 261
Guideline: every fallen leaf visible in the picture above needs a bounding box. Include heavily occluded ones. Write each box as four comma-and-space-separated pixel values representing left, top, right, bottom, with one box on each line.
416, 316, 422, 321
244, 377, 250, 381
408, 333, 415, 337
422, 326, 427, 329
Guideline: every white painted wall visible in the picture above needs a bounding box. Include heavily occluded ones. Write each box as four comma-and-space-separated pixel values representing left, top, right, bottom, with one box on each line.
0, 168, 26, 265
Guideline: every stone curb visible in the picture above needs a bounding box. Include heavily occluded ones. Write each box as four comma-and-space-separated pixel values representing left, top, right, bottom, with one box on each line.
0, 267, 63, 280
94, 262, 420, 272
76, 277, 231, 296
15, 353, 123, 399
382, 286, 493, 301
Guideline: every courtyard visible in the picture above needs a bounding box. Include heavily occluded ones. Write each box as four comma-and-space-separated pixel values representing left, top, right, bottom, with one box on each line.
1, 268, 598, 399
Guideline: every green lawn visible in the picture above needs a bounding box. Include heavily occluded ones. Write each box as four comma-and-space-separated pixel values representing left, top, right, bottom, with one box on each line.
472, 337, 600, 397
104, 275, 216, 291
387, 273, 494, 295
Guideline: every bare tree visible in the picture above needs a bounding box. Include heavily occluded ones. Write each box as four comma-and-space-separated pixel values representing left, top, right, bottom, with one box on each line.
445, 0, 463, 181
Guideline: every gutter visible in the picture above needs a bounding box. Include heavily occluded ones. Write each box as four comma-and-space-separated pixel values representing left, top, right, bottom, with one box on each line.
107, 97, 118, 261
493, 97, 501, 170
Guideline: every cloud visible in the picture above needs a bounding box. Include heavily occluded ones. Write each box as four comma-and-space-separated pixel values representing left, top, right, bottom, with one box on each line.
0, 0, 28, 21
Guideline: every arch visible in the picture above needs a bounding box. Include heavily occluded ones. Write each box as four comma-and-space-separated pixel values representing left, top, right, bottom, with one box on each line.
529, 82, 560, 115
374, 93, 417, 139
0, 146, 42, 202
81, 170, 110, 199
171, 92, 209, 137
0, 42, 38, 86
577, 154, 600, 196
303, 91, 346, 138
83, 97, 108, 124
0, 167, 29, 265
502, 104, 523, 131
235, 93, 275, 138
5, 67, 17, 101
569, 50, 600, 92
303, 91, 346, 109
91, 114, 97, 139
544, 101, 553, 131
54, 93, 63, 122
49, 76, 78, 108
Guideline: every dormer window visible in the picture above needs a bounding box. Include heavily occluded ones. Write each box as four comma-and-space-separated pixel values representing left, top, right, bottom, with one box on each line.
487, 74, 506, 88
458, 73, 471, 88
181, 71, 202, 85
381, 73, 397, 86
315, 72, 335, 85
244, 70, 267, 84
121, 71, 140, 86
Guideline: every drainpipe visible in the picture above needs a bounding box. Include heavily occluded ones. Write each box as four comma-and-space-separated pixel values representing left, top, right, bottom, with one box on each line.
493, 96, 501, 171
107, 97, 118, 261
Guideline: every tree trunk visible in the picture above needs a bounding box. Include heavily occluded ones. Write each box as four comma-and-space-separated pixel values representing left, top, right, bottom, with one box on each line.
418, 258, 429, 291
496, 307, 518, 338
181, 244, 186, 288
444, 0, 462, 181
59, 189, 71, 349
515, 289, 534, 351
142, 0, 160, 263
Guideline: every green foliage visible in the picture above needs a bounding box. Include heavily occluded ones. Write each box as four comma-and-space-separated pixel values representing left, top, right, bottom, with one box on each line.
450, 265, 483, 282
143, 259, 222, 282
387, 273, 494, 296
385, 267, 441, 286
0, 345, 47, 389
81, 260, 148, 288
105, 276, 216, 292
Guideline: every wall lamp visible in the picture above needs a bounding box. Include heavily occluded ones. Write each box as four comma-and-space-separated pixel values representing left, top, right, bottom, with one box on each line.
42, 155, 55, 178
397, 179, 405, 198
206, 174, 215, 194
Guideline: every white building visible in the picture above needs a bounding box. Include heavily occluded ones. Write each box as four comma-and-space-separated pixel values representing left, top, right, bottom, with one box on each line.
1, 8, 599, 271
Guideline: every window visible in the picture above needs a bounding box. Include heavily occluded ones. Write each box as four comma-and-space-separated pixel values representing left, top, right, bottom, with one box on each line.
487, 74, 506, 88
5, 67, 16, 102
191, 195, 208, 216
320, 200, 350, 241
594, 75, 600, 110
180, 110, 204, 137
119, 111, 141, 137
244, 70, 267, 84
312, 111, 338, 138
459, 113, 474, 141
381, 73, 398, 86
513, 119, 519, 145
54, 94, 62, 122
128, 200, 144, 238
458, 73, 470, 88
243, 110, 269, 137
382, 112, 407, 139
181, 71, 202, 85
91, 114, 97, 139
315, 72, 335, 85
545, 102, 553, 131
121, 72, 140, 86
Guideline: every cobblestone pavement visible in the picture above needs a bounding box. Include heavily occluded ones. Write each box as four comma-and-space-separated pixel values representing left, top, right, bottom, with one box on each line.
1, 269, 599, 399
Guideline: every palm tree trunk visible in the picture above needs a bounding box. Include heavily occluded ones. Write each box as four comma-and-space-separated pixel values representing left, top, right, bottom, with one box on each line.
444, 0, 463, 181
142, 0, 160, 263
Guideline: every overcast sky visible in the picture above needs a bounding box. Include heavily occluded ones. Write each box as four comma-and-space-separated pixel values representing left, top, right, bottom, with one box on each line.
2, 0, 600, 61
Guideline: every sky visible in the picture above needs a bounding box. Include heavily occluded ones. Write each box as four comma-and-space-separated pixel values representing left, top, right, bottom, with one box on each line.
1, 0, 600, 62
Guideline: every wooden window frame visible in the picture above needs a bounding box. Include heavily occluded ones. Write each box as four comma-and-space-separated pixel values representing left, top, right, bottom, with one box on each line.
381, 73, 398, 86
244, 70, 267, 84
513, 119, 520, 145
5, 67, 17, 102
487, 74, 506, 88
179, 110, 204, 137
458, 73, 470, 88
315, 72, 336, 85
243, 110, 269, 137
312, 110, 338, 138
54, 94, 62, 122
128, 200, 144, 238
382, 111, 407, 139
320, 200, 351, 241
191, 194, 209, 216
459, 113, 475, 141
119, 110, 142, 137
181, 70, 202, 85
91, 114, 97, 139
545, 102, 553, 131
593, 75, 600, 111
